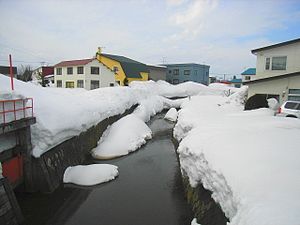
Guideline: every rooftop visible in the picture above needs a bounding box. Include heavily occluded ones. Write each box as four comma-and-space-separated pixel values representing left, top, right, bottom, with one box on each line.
54, 58, 95, 67
251, 38, 300, 54
101, 53, 149, 79
241, 68, 256, 75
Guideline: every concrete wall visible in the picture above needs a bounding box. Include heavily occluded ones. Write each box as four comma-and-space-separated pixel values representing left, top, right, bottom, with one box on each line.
54, 59, 116, 90
30, 105, 137, 193
247, 74, 300, 104
255, 41, 300, 79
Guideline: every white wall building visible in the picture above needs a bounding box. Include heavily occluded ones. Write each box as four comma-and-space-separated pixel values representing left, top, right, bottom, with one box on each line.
245, 38, 300, 105
54, 58, 117, 90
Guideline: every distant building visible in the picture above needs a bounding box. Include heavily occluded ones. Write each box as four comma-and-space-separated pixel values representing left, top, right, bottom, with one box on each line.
165, 63, 210, 85
245, 38, 300, 106
54, 58, 116, 90
96, 48, 149, 86
241, 68, 256, 82
32, 66, 54, 86
229, 76, 242, 88
0, 66, 17, 77
147, 65, 167, 81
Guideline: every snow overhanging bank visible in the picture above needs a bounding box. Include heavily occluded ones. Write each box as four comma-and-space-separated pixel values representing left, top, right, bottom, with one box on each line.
174, 86, 300, 225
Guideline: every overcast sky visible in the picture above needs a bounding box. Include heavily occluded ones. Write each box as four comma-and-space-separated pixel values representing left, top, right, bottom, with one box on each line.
0, 0, 300, 78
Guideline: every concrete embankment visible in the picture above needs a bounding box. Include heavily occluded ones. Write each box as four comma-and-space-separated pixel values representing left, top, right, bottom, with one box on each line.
28, 105, 137, 193
172, 137, 228, 225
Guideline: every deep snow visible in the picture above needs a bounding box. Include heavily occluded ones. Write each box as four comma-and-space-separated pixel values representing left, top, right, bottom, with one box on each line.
1, 75, 299, 224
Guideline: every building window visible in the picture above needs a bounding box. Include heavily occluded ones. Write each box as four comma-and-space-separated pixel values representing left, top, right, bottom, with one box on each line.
113, 66, 118, 73
265, 58, 270, 70
56, 80, 62, 87
194, 70, 197, 75
66, 81, 74, 88
184, 70, 190, 75
272, 56, 287, 70
173, 79, 179, 84
67, 67, 73, 75
56, 68, 62, 75
109, 83, 115, 87
288, 89, 300, 101
77, 66, 84, 74
77, 80, 84, 88
91, 80, 100, 89
245, 76, 251, 81
173, 69, 179, 75
91, 67, 100, 74
169, 70, 172, 74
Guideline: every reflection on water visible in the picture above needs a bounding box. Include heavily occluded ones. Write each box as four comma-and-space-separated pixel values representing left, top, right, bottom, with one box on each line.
17, 114, 193, 225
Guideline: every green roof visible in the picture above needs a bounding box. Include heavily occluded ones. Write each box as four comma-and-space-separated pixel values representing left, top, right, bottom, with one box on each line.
102, 53, 149, 79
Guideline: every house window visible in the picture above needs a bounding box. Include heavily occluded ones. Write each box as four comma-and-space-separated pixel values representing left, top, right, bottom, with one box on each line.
66, 81, 74, 88
67, 67, 73, 75
194, 70, 197, 75
77, 66, 84, 74
91, 67, 100, 74
288, 89, 300, 101
169, 70, 172, 74
56, 80, 62, 87
109, 83, 115, 87
173, 79, 179, 84
265, 58, 270, 70
91, 80, 100, 89
245, 76, 251, 81
173, 69, 179, 75
77, 80, 84, 88
56, 68, 62, 75
113, 66, 118, 73
272, 56, 287, 70
184, 70, 190, 75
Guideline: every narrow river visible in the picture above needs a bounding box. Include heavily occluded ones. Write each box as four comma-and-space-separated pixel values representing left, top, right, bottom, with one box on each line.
17, 113, 193, 225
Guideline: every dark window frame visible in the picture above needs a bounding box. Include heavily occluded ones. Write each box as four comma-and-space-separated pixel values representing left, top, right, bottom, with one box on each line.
77, 66, 84, 74
56, 68, 62, 75
67, 67, 73, 75
91, 67, 100, 75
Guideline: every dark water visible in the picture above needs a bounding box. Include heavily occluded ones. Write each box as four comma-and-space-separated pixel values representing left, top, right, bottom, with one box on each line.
17, 114, 193, 225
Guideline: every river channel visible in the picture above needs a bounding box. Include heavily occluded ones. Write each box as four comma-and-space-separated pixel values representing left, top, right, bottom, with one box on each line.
17, 113, 193, 225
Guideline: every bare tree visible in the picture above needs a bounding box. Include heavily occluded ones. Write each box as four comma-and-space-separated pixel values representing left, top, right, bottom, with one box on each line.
18, 65, 33, 82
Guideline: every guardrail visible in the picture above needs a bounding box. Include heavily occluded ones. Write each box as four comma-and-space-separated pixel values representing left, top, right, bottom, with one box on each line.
0, 98, 34, 125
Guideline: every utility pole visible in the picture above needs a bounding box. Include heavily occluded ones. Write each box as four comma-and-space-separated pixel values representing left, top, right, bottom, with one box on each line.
9, 54, 14, 91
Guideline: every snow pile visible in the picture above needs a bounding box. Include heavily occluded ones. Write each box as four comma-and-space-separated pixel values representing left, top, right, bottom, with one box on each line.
267, 98, 279, 111
92, 114, 152, 159
191, 218, 201, 225
63, 164, 118, 186
0, 75, 140, 157
164, 108, 178, 122
130, 80, 237, 98
175, 88, 300, 224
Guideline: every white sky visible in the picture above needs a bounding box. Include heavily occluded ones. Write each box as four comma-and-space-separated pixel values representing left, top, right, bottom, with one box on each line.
0, 0, 300, 78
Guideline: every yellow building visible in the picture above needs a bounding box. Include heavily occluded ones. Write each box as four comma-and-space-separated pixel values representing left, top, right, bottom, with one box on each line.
96, 48, 149, 86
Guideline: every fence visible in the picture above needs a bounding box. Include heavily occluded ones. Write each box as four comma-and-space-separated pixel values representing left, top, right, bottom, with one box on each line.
0, 98, 34, 125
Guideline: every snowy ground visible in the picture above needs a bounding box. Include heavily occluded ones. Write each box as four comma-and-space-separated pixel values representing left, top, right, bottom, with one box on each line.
175, 87, 300, 225
2, 75, 299, 224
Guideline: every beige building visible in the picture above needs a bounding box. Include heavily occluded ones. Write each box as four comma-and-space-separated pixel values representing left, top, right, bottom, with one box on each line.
245, 38, 300, 105
54, 58, 117, 90
147, 65, 167, 81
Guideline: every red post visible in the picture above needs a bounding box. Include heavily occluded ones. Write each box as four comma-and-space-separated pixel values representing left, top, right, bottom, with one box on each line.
9, 54, 14, 91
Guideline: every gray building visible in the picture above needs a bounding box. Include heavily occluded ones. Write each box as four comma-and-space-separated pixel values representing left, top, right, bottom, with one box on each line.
147, 65, 167, 81
165, 63, 210, 85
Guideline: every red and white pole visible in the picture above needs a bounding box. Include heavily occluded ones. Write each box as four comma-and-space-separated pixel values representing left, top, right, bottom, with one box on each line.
9, 54, 14, 90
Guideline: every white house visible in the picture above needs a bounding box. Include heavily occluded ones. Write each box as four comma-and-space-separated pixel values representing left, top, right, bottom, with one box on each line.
241, 68, 256, 82
245, 38, 300, 105
54, 58, 117, 90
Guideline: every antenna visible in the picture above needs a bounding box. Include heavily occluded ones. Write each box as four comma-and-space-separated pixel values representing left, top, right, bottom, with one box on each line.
162, 56, 167, 64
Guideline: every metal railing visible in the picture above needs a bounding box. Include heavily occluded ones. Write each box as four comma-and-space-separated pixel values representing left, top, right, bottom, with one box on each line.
0, 98, 34, 125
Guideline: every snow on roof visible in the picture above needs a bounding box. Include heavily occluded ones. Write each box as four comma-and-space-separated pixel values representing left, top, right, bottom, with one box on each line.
54, 58, 95, 67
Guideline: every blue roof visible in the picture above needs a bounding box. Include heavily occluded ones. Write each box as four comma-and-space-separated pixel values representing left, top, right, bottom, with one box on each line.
241, 68, 256, 75
230, 78, 242, 83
